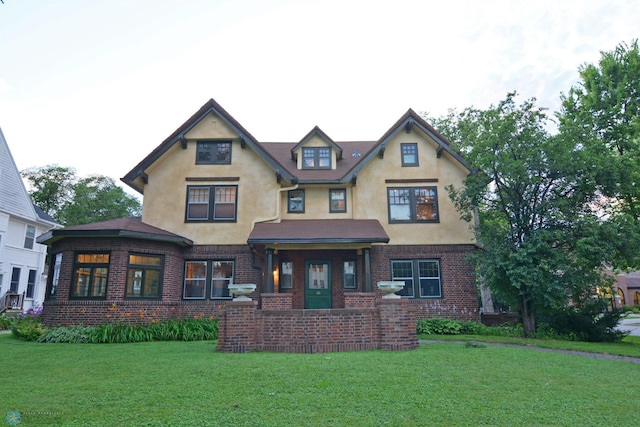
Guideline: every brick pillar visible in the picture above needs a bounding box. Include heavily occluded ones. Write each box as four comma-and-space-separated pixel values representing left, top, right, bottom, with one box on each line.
216, 300, 258, 353
378, 299, 419, 351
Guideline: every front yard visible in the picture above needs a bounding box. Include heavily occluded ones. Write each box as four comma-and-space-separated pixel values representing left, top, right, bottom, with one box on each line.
1, 334, 638, 426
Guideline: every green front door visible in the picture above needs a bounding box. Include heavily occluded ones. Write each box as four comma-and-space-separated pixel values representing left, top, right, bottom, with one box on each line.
305, 261, 332, 309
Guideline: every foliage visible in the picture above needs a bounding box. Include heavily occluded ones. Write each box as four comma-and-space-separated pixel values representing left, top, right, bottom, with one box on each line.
558, 39, 640, 270
0, 313, 18, 330
417, 317, 523, 337
10, 305, 48, 341
538, 300, 629, 342
430, 93, 614, 337
2, 335, 639, 426
20, 164, 141, 226
37, 318, 218, 344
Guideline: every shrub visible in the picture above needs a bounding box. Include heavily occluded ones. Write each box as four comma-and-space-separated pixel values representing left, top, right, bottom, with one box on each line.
12, 318, 49, 341
538, 300, 629, 343
0, 313, 18, 330
38, 325, 94, 343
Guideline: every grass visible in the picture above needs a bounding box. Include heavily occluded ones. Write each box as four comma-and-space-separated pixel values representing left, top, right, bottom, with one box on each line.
1, 335, 639, 426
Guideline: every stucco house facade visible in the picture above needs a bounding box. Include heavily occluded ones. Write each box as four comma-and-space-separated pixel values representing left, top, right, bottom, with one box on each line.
38, 98, 478, 352
1, 128, 59, 313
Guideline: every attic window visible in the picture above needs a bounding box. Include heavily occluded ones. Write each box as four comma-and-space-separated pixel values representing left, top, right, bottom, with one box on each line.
302, 147, 331, 169
196, 141, 231, 165
401, 143, 419, 167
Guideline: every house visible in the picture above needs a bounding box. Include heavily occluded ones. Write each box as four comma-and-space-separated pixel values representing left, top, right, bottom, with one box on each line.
614, 271, 640, 308
0, 128, 59, 313
37, 98, 478, 352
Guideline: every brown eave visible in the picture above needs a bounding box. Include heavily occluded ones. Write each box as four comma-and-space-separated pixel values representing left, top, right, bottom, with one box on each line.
248, 219, 389, 245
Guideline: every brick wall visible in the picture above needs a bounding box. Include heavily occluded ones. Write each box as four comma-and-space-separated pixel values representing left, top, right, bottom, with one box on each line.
216, 297, 419, 353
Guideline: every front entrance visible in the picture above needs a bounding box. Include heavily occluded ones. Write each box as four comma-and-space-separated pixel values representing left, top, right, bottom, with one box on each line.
305, 261, 331, 309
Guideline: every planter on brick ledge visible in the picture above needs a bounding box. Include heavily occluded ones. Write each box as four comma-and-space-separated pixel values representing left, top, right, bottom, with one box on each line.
376, 281, 405, 299
228, 284, 257, 301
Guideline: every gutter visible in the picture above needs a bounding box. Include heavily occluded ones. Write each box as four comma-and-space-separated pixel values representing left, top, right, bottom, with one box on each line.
250, 183, 299, 231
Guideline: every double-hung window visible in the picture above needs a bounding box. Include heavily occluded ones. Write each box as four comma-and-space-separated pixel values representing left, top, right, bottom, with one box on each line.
183, 260, 235, 299
126, 254, 163, 298
302, 147, 331, 169
186, 185, 237, 221
329, 189, 347, 213
388, 186, 439, 222
24, 225, 35, 249
71, 253, 110, 299
288, 189, 305, 213
391, 259, 442, 298
343, 261, 356, 289
196, 141, 231, 164
26, 269, 37, 298
401, 143, 419, 166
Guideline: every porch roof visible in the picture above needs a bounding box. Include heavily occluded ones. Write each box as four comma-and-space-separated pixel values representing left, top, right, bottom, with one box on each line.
247, 219, 389, 245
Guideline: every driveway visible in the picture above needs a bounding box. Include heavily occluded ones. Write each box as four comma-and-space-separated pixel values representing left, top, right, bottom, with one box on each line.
619, 315, 640, 336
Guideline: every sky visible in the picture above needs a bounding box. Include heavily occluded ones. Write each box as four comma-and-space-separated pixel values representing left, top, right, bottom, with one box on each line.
1, 0, 638, 196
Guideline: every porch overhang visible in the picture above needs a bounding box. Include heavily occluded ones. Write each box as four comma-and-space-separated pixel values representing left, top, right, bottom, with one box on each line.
247, 219, 389, 245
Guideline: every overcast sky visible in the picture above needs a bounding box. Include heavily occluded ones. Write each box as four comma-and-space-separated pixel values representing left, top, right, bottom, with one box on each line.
1, 0, 638, 194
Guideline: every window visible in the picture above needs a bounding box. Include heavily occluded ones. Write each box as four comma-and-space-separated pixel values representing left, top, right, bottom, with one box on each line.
288, 189, 305, 213
26, 269, 37, 298
302, 147, 331, 169
24, 225, 36, 249
48, 253, 62, 300
329, 189, 347, 213
401, 143, 419, 166
280, 261, 293, 289
391, 259, 442, 298
196, 141, 231, 164
388, 187, 439, 222
71, 253, 110, 298
183, 260, 235, 300
343, 261, 356, 289
126, 254, 163, 298
10, 267, 20, 293
186, 185, 237, 221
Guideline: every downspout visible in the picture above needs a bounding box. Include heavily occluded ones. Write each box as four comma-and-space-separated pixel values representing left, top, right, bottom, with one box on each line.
251, 183, 299, 230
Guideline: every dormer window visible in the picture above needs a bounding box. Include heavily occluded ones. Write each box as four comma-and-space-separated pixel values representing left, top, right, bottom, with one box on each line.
302, 147, 331, 169
196, 141, 231, 165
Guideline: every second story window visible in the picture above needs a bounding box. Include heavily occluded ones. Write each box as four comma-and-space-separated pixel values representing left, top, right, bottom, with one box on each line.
196, 141, 231, 164
388, 187, 439, 223
302, 147, 331, 169
24, 225, 36, 249
329, 189, 346, 213
186, 185, 237, 222
288, 189, 305, 213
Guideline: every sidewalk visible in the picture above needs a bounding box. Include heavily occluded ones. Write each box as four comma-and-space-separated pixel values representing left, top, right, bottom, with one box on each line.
619, 316, 640, 336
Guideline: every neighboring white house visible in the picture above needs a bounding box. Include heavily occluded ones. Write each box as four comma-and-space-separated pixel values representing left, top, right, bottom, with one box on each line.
0, 128, 59, 312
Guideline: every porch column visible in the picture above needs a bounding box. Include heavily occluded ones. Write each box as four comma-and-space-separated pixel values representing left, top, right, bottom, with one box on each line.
265, 248, 274, 293
363, 248, 372, 292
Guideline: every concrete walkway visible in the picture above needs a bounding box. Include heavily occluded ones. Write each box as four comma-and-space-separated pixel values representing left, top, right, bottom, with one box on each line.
619, 316, 640, 336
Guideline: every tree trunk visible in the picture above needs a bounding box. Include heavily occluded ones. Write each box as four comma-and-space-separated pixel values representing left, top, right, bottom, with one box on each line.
520, 295, 536, 337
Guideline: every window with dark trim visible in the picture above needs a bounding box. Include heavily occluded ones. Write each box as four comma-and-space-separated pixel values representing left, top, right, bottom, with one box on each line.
26, 269, 37, 298
388, 186, 439, 222
183, 260, 235, 300
329, 189, 347, 213
186, 185, 237, 221
280, 261, 293, 289
343, 260, 356, 289
48, 253, 62, 300
196, 141, 232, 164
391, 259, 442, 298
71, 253, 110, 299
288, 189, 305, 213
302, 147, 331, 169
10, 267, 20, 293
126, 254, 163, 298
24, 225, 35, 249
401, 143, 419, 166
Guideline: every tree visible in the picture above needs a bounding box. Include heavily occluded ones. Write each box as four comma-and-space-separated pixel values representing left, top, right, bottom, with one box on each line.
558, 39, 640, 270
21, 165, 76, 220
21, 165, 141, 226
430, 93, 615, 336
58, 175, 142, 226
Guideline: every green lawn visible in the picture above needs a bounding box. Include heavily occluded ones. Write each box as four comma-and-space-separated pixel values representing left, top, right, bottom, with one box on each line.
1, 334, 638, 426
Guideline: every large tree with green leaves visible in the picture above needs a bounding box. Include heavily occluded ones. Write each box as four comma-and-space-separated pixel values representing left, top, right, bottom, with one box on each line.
430, 93, 617, 336
558, 39, 640, 270
21, 165, 141, 226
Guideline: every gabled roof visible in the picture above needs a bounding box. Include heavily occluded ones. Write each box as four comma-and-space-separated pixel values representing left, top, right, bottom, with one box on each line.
121, 98, 295, 193
248, 219, 389, 245
37, 217, 193, 246
122, 99, 472, 191
291, 126, 343, 160
0, 127, 39, 221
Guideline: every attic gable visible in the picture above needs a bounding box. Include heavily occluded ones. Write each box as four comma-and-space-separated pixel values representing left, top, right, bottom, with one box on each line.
290, 126, 343, 161
0, 128, 38, 221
